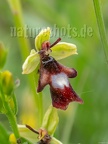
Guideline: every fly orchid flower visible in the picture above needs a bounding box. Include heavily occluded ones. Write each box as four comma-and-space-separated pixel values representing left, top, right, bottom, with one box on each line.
22, 27, 83, 110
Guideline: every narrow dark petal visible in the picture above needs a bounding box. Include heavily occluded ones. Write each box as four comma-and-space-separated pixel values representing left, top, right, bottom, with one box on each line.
37, 63, 51, 92
58, 63, 77, 78
37, 69, 50, 92
63, 67, 77, 78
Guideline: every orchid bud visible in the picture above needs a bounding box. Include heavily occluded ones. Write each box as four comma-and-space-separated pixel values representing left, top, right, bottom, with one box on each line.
1, 71, 14, 95
0, 71, 17, 114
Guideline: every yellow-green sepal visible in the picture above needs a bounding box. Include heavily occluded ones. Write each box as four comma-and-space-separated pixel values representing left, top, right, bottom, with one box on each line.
35, 27, 51, 51
41, 105, 59, 136
18, 125, 38, 143
22, 49, 39, 74
50, 42, 78, 60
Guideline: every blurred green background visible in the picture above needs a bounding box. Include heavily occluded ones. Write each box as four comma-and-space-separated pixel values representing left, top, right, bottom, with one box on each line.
0, 0, 108, 144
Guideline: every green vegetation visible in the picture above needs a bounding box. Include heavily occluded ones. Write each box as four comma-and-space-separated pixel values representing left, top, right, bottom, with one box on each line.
0, 0, 108, 144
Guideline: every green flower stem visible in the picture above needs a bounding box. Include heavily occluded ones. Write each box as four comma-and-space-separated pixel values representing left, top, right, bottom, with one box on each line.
7, 0, 43, 127
12, 93, 18, 115
33, 66, 43, 127
37, 92, 43, 127
93, 0, 108, 64
29, 73, 43, 128
0, 82, 20, 141
7, 0, 30, 60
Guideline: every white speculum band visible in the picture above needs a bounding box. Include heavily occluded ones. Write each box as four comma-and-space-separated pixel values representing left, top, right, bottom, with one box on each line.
51, 72, 69, 89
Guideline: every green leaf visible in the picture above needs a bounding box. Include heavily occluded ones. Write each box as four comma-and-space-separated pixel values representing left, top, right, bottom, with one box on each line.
50, 42, 78, 60
41, 105, 59, 136
22, 49, 39, 74
35, 27, 51, 51
0, 124, 10, 144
